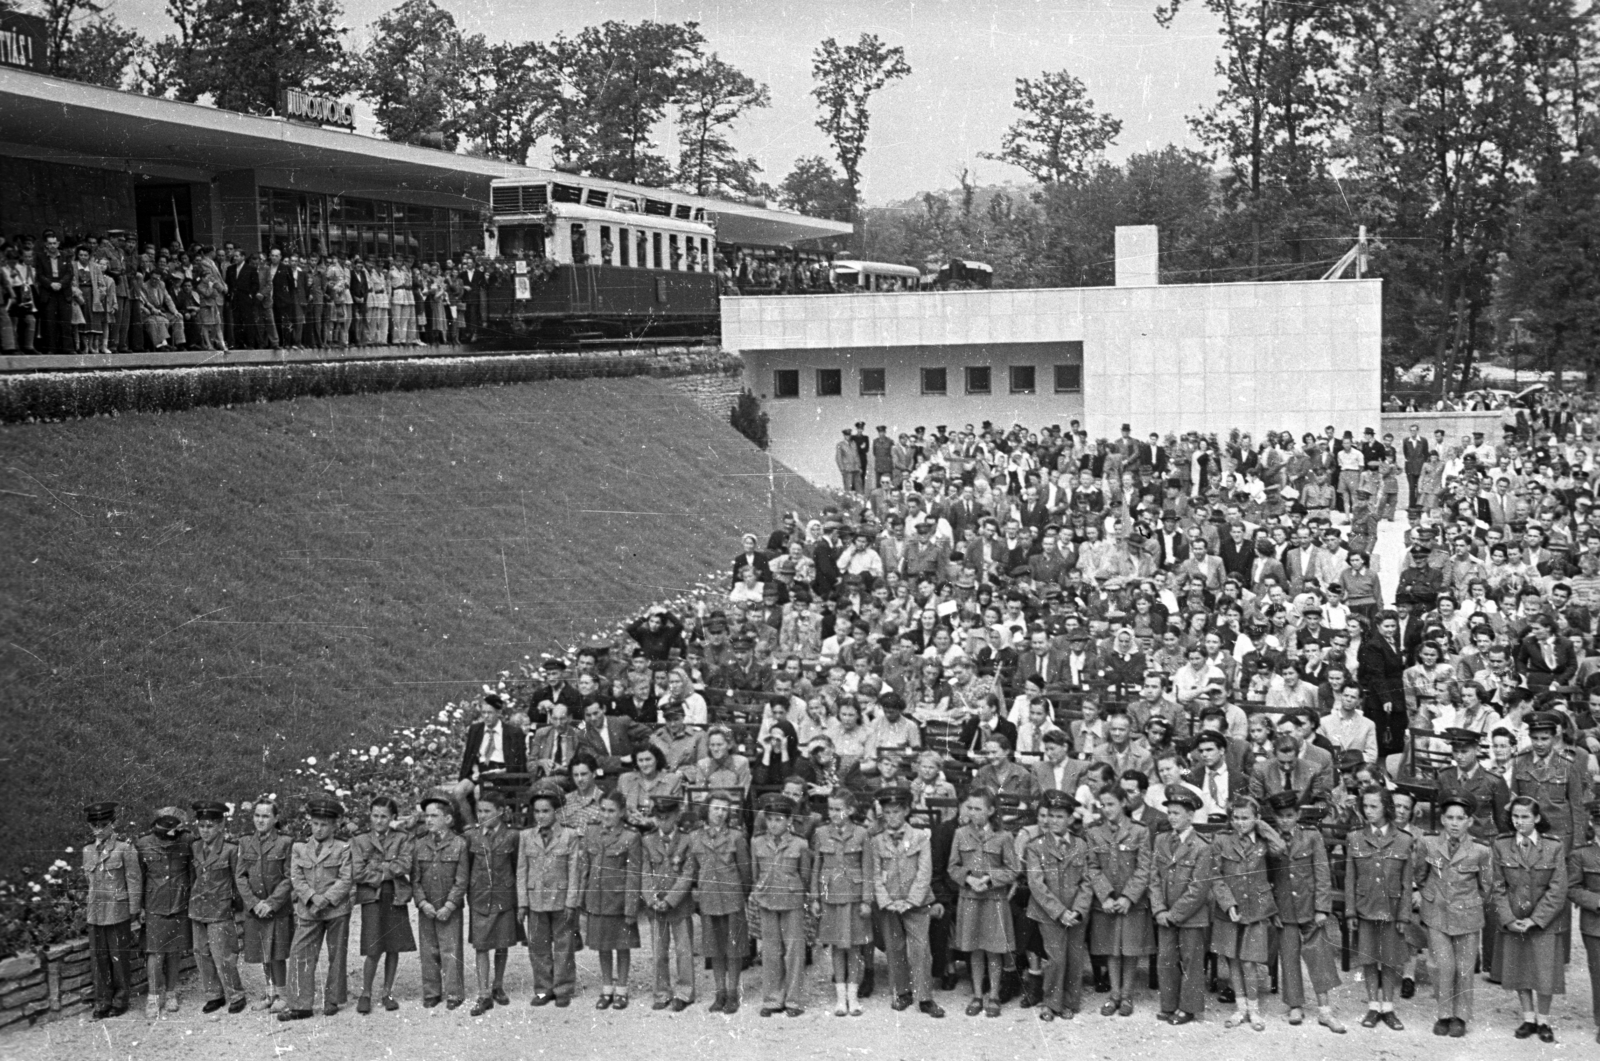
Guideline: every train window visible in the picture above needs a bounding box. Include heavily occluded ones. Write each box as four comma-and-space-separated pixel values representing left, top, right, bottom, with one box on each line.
701, 238, 710, 269
668, 235, 680, 270
552, 183, 583, 204
686, 239, 700, 272
815, 369, 842, 397
570, 224, 588, 265
1010, 366, 1036, 395
920, 368, 947, 396
1054, 364, 1083, 394
600, 225, 613, 265
859, 368, 886, 396
497, 224, 545, 260
637, 230, 649, 268
773, 369, 800, 399
652, 232, 663, 269
965, 367, 991, 395
618, 228, 629, 267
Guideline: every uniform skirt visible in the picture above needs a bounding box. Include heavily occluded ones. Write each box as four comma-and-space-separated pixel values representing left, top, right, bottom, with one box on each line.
1353, 918, 1409, 970
143, 912, 191, 955
817, 901, 873, 947
697, 911, 748, 960
1498, 925, 1565, 995
955, 893, 1015, 954
1089, 904, 1155, 957
469, 906, 521, 951
1210, 920, 1271, 964
586, 913, 640, 951
243, 911, 294, 963
359, 883, 417, 956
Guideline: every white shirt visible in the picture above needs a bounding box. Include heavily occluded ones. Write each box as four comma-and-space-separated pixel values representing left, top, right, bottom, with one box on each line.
478, 721, 504, 766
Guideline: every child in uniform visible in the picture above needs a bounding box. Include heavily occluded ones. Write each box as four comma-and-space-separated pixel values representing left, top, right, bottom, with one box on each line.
188, 801, 245, 1014
1149, 789, 1211, 1026
413, 794, 469, 1009
951, 787, 1020, 1017
812, 789, 876, 1016
871, 785, 944, 1018
82, 801, 140, 1019
687, 789, 750, 1013
135, 809, 193, 1020
352, 795, 414, 1013
281, 796, 354, 1021
1493, 794, 1569, 1042
1264, 792, 1344, 1033
583, 789, 642, 1010
1414, 792, 1492, 1038
752, 793, 813, 1016
516, 786, 585, 1007
640, 795, 697, 1011
1086, 786, 1153, 1017
1025, 790, 1093, 1022
1345, 784, 1414, 1031
1209, 794, 1285, 1031
463, 787, 519, 1015
237, 800, 294, 1013
1566, 798, 1600, 1046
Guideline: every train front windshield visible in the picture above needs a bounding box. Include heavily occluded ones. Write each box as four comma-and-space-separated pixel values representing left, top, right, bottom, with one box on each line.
497, 224, 547, 259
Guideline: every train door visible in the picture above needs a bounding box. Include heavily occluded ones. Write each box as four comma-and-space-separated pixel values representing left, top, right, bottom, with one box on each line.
568, 222, 591, 312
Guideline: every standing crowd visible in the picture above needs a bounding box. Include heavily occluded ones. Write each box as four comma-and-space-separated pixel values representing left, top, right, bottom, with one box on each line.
77, 407, 1600, 1043
0, 231, 495, 354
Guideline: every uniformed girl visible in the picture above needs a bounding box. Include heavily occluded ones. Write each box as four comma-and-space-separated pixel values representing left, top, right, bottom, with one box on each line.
1086, 786, 1153, 1018
237, 799, 294, 1012
583, 789, 642, 1009
1391, 789, 1427, 1000
951, 787, 1020, 1017
352, 795, 415, 1013
1414, 792, 1492, 1038
1209, 795, 1285, 1031
687, 789, 750, 1013
134, 808, 193, 1020
1345, 783, 1414, 1030
463, 787, 519, 1015
1492, 795, 1569, 1042
811, 789, 875, 1016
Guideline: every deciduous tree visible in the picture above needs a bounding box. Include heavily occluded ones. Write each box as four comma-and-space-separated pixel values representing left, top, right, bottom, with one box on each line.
983, 69, 1122, 184
810, 33, 911, 214
674, 52, 769, 197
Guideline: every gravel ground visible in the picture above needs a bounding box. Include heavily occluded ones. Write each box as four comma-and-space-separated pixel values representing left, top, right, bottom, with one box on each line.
1, 934, 1594, 1061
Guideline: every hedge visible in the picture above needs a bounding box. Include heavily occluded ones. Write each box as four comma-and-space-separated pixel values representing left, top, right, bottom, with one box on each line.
0, 348, 740, 423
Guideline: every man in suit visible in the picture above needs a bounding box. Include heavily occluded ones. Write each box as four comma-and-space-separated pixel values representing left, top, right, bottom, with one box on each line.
253, 250, 279, 349
459, 252, 486, 342
1247, 539, 1289, 595
1031, 729, 1087, 795
1154, 512, 1190, 570
1247, 735, 1332, 807
1061, 631, 1103, 688
452, 693, 528, 824
956, 696, 1017, 763
33, 230, 72, 353
529, 658, 583, 725
577, 700, 652, 782
269, 249, 297, 350
529, 703, 581, 778
1218, 524, 1255, 584
1515, 613, 1577, 692
1014, 628, 1068, 693
1401, 424, 1429, 511
1015, 486, 1049, 535
1141, 432, 1169, 475
1357, 612, 1409, 761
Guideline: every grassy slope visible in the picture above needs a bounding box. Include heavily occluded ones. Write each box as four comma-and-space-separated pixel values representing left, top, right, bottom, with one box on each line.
0, 377, 828, 876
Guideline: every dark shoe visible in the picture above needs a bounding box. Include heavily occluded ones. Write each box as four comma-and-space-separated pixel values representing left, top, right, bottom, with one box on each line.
553, 996, 570, 1008
202, 998, 226, 1014
382, 996, 398, 1012
1514, 1020, 1538, 1039
109, 1004, 128, 1017
1361, 1009, 1381, 1029
323, 1005, 338, 1017
939, 972, 961, 992
492, 988, 510, 1006
1169, 1012, 1196, 1026
1433, 1018, 1451, 1036
422, 997, 442, 1008
91, 1007, 113, 1020
1040, 1009, 1056, 1022
1095, 974, 1112, 994
356, 996, 372, 1015
1218, 986, 1236, 1005
595, 995, 613, 1011
530, 993, 555, 1007
1400, 977, 1415, 999
651, 1000, 671, 1011
858, 968, 875, 998
1118, 999, 1133, 1017
892, 992, 913, 1011
997, 969, 1019, 1005
785, 1006, 804, 1017
1100, 998, 1119, 1016
760, 1005, 779, 1017
446, 998, 463, 1010
724, 995, 740, 1015
278, 1009, 313, 1022
708, 991, 726, 1013
1156, 1011, 1174, 1024
470, 998, 493, 1016
668, 998, 689, 1013
1448, 1018, 1465, 1038
1021, 972, 1043, 1008
1381, 1012, 1404, 1032
965, 998, 984, 1017
984, 1000, 1001, 1018
920, 1000, 945, 1018
613, 996, 629, 1010
1537, 1024, 1555, 1043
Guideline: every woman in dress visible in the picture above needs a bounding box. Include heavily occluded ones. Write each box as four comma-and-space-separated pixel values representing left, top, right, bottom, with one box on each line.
616, 745, 684, 830
366, 258, 390, 345
388, 257, 415, 344
583, 790, 642, 1009
351, 795, 415, 1012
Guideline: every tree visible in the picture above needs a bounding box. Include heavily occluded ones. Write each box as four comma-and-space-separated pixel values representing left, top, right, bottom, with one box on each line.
460, 41, 554, 165
776, 156, 855, 222
357, 0, 489, 150
34, 0, 143, 87
982, 69, 1122, 184
810, 33, 912, 213
674, 52, 769, 197
150, 0, 353, 116
141, 0, 204, 100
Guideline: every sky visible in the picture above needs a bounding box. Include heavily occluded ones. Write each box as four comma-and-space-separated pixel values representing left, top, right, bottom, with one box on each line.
107, 0, 1226, 205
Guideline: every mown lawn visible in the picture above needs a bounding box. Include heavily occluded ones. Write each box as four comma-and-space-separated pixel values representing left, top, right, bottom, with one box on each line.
0, 377, 827, 876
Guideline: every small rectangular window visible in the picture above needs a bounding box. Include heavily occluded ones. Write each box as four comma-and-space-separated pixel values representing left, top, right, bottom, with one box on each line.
773, 369, 800, 399
1054, 364, 1083, 393
816, 368, 842, 397
920, 368, 947, 396
599, 225, 612, 265
1010, 366, 1036, 395
669, 234, 680, 270
637, 230, 648, 267
965, 366, 991, 395
570, 223, 588, 264
618, 228, 629, 267
859, 368, 886, 396
652, 232, 662, 269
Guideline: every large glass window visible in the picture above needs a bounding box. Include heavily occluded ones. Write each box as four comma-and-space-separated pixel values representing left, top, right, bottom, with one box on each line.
256, 188, 472, 261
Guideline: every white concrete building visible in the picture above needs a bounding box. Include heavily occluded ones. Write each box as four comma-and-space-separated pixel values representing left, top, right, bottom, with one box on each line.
722, 228, 1382, 487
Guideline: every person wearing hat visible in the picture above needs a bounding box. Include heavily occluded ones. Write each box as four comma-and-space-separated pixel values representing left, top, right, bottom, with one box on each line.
837, 427, 863, 493
751, 793, 812, 1016
686, 789, 750, 1012
529, 657, 583, 725
517, 785, 583, 1007
871, 785, 943, 1018
352, 796, 415, 1013
237, 799, 295, 1012
1026, 790, 1092, 1022
82, 801, 140, 1019
189, 801, 246, 1014
1264, 791, 1345, 1033
1148, 789, 1211, 1025
1414, 792, 1493, 1038
462, 787, 519, 1016
282, 796, 354, 1021
1510, 710, 1587, 850
1568, 798, 1600, 1045
1437, 728, 1511, 841
640, 794, 697, 1011
413, 794, 469, 1010
135, 807, 193, 1020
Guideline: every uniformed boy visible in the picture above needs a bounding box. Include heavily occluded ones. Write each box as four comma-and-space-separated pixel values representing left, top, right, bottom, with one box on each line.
871, 785, 944, 1018
1567, 797, 1600, 1045
280, 796, 354, 1021
1025, 789, 1092, 1021
639, 795, 696, 1011
1265, 791, 1345, 1033
188, 801, 246, 1014
236, 799, 294, 1012
82, 801, 140, 1019
1149, 789, 1211, 1025
750, 794, 812, 1016
414, 793, 470, 1009
463, 787, 520, 1015
1511, 711, 1586, 850
135, 809, 193, 1019
1415, 792, 1493, 1038
516, 784, 584, 1007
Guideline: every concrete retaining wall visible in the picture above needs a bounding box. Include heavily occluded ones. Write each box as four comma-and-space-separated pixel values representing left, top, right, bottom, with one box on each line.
0, 938, 195, 1030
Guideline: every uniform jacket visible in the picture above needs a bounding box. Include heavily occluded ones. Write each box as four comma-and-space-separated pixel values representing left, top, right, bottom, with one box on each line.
1414, 833, 1493, 935
290, 835, 354, 920
83, 835, 142, 926
1025, 831, 1094, 925
1437, 766, 1511, 840
188, 834, 240, 922
687, 824, 751, 916
1149, 829, 1213, 928
351, 829, 414, 905
872, 824, 933, 909
464, 823, 519, 914
1248, 756, 1333, 807
412, 830, 469, 909
1086, 818, 1152, 907
1491, 833, 1568, 929
950, 823, 1022, 901
1268, 825, 1332, 925
1567, 841, 1600, 938
515, 824, 584, 912
811, 822, 875, 905
135, 832, 192, 918
751, 832, 812, 911
235, 832, 294, 916
1210, 829, 1284, 923
1510, 748, 1587, 841
640, 824, 696, 919
1343, 826, 1414, 922
581, 822, 642, 918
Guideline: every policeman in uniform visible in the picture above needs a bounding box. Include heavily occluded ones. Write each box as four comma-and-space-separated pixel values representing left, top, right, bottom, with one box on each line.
413, 793, 470, 1009
281, 796, 354, 1021
1511, 711, 1588, 850
82, 801, 140, 1019
188, 801, 246, 1013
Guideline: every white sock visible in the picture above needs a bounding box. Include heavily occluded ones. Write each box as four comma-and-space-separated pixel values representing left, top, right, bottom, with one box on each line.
1523, 1010, 1537, 1024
